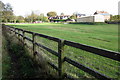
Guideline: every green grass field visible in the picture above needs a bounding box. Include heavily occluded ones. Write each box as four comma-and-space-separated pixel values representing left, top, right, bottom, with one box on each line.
7, 23, 119, 79
8, 23, 119, 52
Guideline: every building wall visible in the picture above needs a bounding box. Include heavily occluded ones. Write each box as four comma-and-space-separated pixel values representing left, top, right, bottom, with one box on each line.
76, 15, 104, 22
94, 15, 105, 22
104, 15, 110, 20
76, 16, 94, 22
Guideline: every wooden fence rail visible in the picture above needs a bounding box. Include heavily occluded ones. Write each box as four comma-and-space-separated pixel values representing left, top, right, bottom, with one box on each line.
3, 24, 120, 80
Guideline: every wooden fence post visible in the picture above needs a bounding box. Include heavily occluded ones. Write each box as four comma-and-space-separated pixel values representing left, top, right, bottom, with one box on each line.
18, 29, 20, 40
58, 39, 65, 79
15, 28, 16, 35
32, 33, 36, 56
16, 29, 18, 37
22, 30, 25, 45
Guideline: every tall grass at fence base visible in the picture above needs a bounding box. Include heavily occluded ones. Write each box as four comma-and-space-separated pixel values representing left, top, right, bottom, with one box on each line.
2, 26, 57, 79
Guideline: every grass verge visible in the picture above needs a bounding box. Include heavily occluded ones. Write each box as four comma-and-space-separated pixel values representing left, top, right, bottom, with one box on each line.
2, 25, 56, 79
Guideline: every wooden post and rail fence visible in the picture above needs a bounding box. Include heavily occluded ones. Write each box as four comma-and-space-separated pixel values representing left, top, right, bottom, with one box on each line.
3, 24, 120, 80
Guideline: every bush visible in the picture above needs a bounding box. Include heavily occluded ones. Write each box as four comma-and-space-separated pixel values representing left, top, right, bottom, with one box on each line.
105, 20, 120, 24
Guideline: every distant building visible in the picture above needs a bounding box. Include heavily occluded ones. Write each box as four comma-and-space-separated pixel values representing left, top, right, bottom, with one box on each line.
76, 15, 105, 22
66, 19, 75, 22
48, 15, 70, 20
76, 11, 110, 22
33, 21, 42, 23
76, 14, 86, 18
94, 11, 110, 20
48, 15, 72, 22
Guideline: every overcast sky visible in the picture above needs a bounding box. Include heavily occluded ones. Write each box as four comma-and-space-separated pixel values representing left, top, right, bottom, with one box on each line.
1, 0, 119, 16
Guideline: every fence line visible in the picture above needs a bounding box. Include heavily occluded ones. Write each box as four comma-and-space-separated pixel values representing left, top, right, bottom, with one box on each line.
3, 24, 120, 80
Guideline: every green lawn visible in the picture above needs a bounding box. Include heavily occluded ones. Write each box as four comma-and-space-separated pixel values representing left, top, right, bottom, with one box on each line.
7, 23, 119, 79
8, 23, 119, 52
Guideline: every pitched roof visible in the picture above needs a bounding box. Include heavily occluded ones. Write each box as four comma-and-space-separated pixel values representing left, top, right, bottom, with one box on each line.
94, 11, 110, 15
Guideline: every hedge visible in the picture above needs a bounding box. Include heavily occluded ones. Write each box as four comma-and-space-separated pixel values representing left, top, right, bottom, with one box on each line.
105, 21, 120, 24
69, 22, 107, 25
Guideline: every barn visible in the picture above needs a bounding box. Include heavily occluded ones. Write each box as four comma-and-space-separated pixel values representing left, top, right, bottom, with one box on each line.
76, 15, 105, 22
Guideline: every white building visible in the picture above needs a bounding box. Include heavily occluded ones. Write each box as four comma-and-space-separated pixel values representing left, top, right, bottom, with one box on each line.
76, 15, 105, 22
94, 11, 110, 20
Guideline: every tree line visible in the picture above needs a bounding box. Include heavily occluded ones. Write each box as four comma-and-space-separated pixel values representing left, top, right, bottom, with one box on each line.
0, 1, 80, 23
0, 1, 49, 23
110, 15, 120, 21
0, 1, 119, 23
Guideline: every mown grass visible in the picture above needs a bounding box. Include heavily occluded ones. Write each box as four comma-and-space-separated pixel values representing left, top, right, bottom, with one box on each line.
7, 23, 119, 79
8, 23, 118, 52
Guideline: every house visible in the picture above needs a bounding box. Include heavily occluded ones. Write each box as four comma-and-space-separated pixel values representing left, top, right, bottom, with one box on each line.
94, 11, 110, 20
48, 15, 70, 20
48, 15, 71, 22
76, 15, 105, 22
59, 15, 70, 19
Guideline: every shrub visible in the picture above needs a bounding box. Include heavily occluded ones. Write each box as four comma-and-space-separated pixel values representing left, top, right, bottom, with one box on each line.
105, 20, 120, 24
